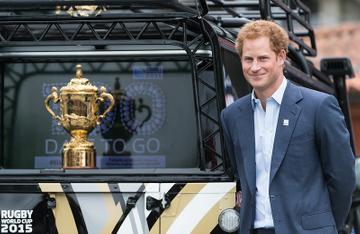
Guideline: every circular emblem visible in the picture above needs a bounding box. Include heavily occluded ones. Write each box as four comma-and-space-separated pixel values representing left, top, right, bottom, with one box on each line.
121, 82, 166, 135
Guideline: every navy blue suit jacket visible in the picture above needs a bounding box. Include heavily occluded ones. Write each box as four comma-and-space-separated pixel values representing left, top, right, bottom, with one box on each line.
221, 81, 355, 234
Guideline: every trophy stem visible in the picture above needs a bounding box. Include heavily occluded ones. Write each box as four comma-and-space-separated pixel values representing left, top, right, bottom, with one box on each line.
63, 130, 96, 169
71, 129, 88, 140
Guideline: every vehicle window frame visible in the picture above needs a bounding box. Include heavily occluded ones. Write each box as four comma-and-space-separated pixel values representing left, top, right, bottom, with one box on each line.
0, 50, 232, 182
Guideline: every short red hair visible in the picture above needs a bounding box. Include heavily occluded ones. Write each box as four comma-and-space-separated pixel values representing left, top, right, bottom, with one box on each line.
235, 20, 289, 57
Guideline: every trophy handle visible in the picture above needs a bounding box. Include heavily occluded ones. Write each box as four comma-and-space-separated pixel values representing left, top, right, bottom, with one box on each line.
96, 86, 115, 125
44, 87, 62, 122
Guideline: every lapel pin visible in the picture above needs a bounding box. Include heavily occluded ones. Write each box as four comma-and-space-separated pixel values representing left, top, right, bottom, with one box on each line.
283, 119, 289, 126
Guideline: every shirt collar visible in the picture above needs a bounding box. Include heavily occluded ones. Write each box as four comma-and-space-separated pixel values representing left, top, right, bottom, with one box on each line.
251, 78, 287, 110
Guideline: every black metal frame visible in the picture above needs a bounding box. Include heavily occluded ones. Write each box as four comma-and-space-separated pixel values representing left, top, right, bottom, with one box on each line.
1, 64, 22, 168
0, 1, 230, 179
0, 20, 199, 47
201, 0, 316, 57
0, 63, 3, 169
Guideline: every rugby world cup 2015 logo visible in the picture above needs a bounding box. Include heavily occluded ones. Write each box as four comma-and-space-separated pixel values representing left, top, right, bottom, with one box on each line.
0, 210, 33, 233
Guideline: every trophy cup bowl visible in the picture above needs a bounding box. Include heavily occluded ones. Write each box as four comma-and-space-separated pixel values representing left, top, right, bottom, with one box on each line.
44, 64, 114, 169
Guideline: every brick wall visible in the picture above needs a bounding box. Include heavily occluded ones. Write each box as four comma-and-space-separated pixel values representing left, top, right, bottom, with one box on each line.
312, 22, 360, 155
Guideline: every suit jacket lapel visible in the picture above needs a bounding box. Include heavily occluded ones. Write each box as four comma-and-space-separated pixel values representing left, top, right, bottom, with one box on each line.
270, 82, 303, 184
237, 96, 256, 196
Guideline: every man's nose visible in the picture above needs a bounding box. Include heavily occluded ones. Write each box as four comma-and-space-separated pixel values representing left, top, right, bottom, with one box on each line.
250, 61, 261, 71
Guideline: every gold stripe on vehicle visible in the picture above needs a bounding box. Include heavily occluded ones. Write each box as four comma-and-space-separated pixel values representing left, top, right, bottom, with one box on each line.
39, 183, 78, 234
191, 190, 236, 233
38, 183, 64, 192
159, 183, 207, 233
150, 219, 160, 234
100, 183, 124, 234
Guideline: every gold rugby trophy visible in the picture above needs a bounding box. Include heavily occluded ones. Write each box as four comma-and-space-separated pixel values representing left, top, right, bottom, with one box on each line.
45, 64, 114, 169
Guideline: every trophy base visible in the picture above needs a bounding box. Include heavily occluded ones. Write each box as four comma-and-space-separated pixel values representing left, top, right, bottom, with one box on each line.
63, 141, 96, 169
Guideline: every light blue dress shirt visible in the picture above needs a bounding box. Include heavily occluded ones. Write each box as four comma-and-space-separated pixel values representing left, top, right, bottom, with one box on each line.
251, 78, 287, 229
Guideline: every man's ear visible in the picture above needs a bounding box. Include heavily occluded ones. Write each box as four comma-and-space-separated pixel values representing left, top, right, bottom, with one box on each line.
277, 49, 287, 65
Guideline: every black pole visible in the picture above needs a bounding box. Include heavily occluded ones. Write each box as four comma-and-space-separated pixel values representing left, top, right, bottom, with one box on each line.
333, 75, 355, 153
0, 63, 3, 168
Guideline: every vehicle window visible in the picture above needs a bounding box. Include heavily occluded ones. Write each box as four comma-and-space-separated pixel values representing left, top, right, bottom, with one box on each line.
220, 46, 251, 98
2, 61, 199, 169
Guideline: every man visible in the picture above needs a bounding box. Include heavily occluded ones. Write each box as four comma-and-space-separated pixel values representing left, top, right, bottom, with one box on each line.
220, 20, 355, 234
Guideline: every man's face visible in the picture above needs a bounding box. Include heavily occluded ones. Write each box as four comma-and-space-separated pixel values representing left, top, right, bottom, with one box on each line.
241, 36, 286, 97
